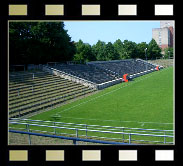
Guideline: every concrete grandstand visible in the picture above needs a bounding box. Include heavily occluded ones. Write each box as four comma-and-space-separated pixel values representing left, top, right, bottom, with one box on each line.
9, 59, 162, 118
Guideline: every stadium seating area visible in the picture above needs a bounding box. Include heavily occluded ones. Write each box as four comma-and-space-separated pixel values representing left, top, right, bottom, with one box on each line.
90, 59, 156, 77
48, 59, 156, 84
9, 71, 96, 118
51, 64, 117, 84
9, 59, 157, 118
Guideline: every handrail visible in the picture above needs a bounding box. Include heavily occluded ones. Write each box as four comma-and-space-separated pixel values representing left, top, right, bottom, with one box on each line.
9, 130, 132, 145
10, 118, 174, 132
9, 121, 174, 139
9, 119, 174, 144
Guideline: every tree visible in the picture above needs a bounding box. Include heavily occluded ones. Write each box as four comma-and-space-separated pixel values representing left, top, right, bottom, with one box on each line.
92, 40, 107, 61
105, 42, 120, 60
9, 22, 76, 65
147, 39, 162, 59
113, 39, 125, 59
122, 40, 138, 59
137, 42, 149, 59
164, 47, 173, 59
73, 40, 96, 63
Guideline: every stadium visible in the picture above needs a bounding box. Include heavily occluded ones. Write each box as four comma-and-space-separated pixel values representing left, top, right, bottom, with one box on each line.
9, 58, 174, 145
8, 21, 174, 145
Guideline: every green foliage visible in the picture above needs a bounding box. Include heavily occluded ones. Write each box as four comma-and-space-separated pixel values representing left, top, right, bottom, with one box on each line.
9, 22, 76, 65
164, 47, 173, 58
10, 22, 165, 64
89, 39, 162, 62
73, 40, 96, 63
122, 40, 138, 59
92, 40, 107, 61
91, 41, 120, 61
137, 42, 149, 59
105, 42, 120, 60
147, 39, 162, 59
113, 39, 125, 59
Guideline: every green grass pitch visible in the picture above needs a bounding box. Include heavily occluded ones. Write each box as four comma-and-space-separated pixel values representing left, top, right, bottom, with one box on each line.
30, 67, 174, 131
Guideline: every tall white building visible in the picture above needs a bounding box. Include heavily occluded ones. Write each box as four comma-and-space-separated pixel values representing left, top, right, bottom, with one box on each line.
152, 21, 174, 50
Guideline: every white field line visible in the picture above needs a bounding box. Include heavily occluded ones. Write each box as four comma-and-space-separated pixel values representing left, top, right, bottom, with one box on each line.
53, 67, 172, 117
59, 116, 173, 125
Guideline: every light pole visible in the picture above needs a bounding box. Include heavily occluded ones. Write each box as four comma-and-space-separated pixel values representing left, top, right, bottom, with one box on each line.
145, 48, 147, 71
168, 50, 170, 59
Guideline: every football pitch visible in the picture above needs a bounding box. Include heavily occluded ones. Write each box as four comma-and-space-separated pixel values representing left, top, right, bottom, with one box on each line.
29, 66, 174, 131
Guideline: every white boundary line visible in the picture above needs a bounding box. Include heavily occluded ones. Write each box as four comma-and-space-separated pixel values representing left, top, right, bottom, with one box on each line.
59, 116, 173, 125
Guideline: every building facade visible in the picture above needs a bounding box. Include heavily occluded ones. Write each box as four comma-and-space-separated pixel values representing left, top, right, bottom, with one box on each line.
152, 21, 174, 50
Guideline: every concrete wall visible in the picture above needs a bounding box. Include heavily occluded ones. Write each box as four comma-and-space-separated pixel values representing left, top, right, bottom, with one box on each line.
97, 78, 122, 90
129, 68, 155, 79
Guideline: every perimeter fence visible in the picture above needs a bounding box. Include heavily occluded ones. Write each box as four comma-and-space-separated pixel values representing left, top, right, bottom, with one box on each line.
9, 118, 174, 145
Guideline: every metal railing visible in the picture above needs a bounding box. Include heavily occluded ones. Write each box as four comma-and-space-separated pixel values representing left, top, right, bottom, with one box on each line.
9, 118, 174, 145
9, 130, 131, 145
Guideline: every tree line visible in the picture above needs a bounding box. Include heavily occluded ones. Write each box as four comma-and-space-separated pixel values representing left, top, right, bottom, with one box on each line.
9, 22, 173, 65
9, 22, 76, 65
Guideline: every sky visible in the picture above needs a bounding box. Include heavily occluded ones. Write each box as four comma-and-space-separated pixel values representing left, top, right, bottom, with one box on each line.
64, 21, 160, 45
